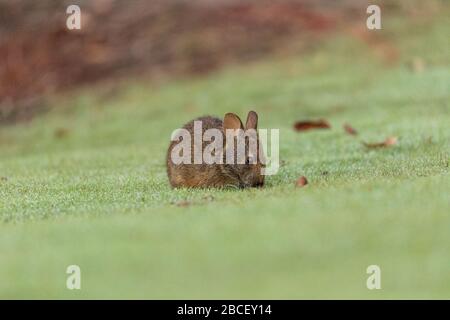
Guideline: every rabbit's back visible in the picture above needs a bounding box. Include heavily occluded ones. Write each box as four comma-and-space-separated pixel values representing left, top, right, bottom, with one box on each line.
167, 116, 237, 188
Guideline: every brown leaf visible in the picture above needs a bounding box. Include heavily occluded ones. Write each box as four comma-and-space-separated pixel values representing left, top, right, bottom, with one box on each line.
295, 176, 308, 187
54, 128, 69, 139
173, 200, 192, 207
363, 136, 398, 149
293, 119, 330, 132
343, 123, 358, 136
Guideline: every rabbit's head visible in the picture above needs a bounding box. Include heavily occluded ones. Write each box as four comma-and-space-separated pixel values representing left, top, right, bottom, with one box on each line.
222, 111, 265, 188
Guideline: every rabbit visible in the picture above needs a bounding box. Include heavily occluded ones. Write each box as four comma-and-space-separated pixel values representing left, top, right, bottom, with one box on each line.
166, 111, 265, 188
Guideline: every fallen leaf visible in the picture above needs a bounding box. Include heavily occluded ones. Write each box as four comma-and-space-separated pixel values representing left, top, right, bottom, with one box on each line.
293, 119, 330, 132
363, 136, 398, 149
295, 176, 308, 187
54, 128, 69, 139
172, 200, 192, 207
343, 123, 358, 136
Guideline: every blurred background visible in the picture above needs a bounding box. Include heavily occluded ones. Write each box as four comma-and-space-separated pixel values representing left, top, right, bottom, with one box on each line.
1, 0, 442, 123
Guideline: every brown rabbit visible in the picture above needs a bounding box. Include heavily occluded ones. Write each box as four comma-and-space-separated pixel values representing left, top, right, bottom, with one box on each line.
166, 111, 265, 188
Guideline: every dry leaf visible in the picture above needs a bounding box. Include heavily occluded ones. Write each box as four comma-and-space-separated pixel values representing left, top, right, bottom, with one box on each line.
173, 200, 192, 207
295, 176, 308, 187
293, 119, 330, 132
54, 128, 69, 139
363, 136, 398, 149
343, 123, 358, 136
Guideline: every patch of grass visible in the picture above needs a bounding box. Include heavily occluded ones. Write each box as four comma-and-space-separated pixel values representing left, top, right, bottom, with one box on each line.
0, 9, 449, 298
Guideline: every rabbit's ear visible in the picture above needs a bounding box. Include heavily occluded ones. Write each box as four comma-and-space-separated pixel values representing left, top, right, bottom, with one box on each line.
224, 113, 244, 131
245, 111, 258, 130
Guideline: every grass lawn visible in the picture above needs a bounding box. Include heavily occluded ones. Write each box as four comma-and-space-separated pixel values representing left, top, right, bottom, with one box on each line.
0, 10, 449, 299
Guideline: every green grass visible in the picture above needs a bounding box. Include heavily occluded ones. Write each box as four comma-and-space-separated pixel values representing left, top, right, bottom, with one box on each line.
0, 9, 449, 298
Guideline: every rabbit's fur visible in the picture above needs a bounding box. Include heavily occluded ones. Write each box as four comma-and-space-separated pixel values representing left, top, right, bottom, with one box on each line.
166, 111, 265, 188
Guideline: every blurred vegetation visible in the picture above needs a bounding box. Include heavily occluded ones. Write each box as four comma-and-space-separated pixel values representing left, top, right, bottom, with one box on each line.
1, 0, 445, 122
